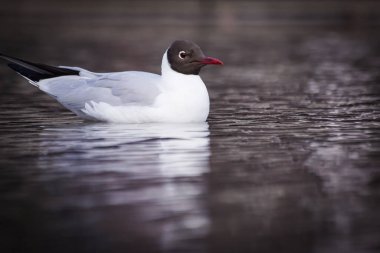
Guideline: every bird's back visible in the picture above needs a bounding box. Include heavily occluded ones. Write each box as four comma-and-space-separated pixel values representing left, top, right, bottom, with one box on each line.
38, 70, 162, 119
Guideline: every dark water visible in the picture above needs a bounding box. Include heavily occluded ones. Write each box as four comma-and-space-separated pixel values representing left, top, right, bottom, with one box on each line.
1, 1, 380, 253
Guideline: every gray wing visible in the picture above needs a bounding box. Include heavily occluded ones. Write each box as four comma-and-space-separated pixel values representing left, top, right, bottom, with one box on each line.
38, 70, 161, 116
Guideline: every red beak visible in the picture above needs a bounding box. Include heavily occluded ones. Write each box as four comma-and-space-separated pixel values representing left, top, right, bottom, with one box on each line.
200, 56, 224, 65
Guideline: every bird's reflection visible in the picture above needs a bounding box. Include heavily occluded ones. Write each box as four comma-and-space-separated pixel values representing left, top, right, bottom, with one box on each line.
36, 122, 211, 251
38, 122, 210, 175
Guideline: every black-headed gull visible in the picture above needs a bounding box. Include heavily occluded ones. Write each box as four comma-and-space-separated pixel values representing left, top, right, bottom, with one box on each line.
0, 40, 223, 123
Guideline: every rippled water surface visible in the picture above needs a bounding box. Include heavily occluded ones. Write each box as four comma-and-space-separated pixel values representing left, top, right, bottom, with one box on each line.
1, 1, 380, 253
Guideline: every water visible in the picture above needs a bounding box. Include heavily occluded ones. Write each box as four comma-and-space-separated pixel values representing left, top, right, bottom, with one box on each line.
1, 1, 380, 253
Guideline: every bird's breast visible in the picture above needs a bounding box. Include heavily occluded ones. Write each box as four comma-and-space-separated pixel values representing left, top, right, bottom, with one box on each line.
155, 78, 210, 122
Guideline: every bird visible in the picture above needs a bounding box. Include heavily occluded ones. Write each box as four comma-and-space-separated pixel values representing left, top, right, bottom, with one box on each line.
0, 40, 223, 123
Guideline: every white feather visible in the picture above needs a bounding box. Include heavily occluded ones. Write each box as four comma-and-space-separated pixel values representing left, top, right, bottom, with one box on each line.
36, 50, 210, 123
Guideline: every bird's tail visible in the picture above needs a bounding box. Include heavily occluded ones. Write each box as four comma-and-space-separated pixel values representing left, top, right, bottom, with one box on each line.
0, 53, 79, 85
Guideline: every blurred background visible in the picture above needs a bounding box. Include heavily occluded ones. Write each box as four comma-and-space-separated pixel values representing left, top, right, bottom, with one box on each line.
0, 1, 380, 253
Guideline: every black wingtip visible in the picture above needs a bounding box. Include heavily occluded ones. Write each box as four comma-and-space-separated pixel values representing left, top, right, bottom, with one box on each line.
1, 53, 80, 82
7, 63, 51, 82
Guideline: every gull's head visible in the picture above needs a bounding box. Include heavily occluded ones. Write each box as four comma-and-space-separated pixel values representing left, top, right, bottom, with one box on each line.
166, 40, 223, 75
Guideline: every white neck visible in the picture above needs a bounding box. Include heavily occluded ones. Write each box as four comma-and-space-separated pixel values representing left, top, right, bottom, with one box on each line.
161, 50, 202, 90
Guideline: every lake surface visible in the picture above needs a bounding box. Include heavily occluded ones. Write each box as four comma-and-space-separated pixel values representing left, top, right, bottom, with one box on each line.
0, 1, 380, 252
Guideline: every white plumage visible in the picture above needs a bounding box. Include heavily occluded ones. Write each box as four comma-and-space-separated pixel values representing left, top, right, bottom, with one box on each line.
37, 51, 210, 123
1, 40, 223, 123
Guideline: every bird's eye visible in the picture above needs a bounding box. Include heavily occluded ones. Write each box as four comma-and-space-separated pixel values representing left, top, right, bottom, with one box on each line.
178, 51, 187, 59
